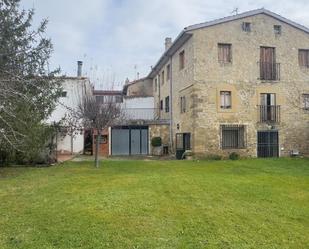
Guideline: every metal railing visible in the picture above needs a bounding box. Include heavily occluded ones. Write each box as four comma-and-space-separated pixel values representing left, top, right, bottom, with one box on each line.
122, 108, 159, 120
258, 105, 280, 123
258, 62, 280, 81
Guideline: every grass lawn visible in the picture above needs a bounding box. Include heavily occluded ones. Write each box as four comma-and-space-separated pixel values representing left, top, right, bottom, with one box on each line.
0, 158, 308, 249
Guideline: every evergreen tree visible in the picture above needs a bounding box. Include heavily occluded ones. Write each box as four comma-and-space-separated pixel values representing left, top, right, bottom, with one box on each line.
0, 0, 62, 164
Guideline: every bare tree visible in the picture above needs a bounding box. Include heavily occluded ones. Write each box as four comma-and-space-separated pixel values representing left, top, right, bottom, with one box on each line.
77, 91, 122, 168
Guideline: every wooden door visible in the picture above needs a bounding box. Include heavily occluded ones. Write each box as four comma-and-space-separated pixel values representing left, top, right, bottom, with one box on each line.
260, 47, 276, 80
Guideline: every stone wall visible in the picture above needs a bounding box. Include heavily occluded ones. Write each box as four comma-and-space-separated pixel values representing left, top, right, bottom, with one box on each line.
152, 13, 309, 157
189, 14, 309, 157
148, 124, 170, 154
126, 78, 153, 97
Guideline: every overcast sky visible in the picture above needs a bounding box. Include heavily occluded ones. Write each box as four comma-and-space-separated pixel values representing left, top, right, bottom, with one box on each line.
20, 0, 309, 89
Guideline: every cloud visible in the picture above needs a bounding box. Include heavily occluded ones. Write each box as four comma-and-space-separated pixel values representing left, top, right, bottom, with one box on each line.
20, 0, 309, 88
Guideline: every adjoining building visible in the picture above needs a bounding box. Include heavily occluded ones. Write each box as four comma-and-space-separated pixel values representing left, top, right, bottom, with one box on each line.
92, 78, 169, 157
47, 61, 93, 156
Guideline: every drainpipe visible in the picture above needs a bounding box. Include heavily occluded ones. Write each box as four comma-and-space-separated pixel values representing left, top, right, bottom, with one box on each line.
158, 74, 161, 120
169, 56, 174, 153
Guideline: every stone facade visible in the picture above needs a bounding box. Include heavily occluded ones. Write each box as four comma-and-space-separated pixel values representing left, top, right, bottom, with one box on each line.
148, 124, 170, 154
151, 11, 309, 157
124, 77, 153, 97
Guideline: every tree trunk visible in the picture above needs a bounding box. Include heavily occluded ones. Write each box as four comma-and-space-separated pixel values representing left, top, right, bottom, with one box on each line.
71, 132, 74, 155
55, 127, 58, 163
95, 130, 100, 168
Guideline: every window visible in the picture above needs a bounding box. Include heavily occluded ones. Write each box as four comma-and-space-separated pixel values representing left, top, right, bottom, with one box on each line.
95, 95, 104, 104
165, 96, 169, 113
274, 25, 282, 35
260, 93, 276, 106
180, 96, 186, 113
154, 78, 157, 92
179, 50, 185, 70
61, 91, 67, 97
242, 22, 251, 32
303, 94, 309, 110
115, 95, 123, 103
260, 47, 278, 81
299, 49, 309, 67
176, 133, 191, 151
260, 93, 278, 122
158, 74, 161, 85
218, 44, 232, 63
220, 91, 231, 109
221, 125, 246, 149
161, 70, 165, 85
160, 100, 163, 110
167, 64, 171, 81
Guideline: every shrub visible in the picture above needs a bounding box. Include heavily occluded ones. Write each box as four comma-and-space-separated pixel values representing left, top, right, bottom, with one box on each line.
229, 152, 240, 160
151, 137, 162, 147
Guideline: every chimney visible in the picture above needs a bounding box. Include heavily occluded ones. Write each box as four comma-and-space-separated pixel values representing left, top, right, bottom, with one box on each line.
77, 61, 83, 77
165, 37, 172, 51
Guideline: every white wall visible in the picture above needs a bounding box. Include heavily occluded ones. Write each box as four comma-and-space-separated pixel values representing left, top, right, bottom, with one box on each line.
122, 96, 154, 108
121, 97, 155, 120
48, 77, 92, 154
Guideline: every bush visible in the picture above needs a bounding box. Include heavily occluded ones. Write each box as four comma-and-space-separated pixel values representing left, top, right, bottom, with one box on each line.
151, 137, 162, 147
229, 152, 240, 160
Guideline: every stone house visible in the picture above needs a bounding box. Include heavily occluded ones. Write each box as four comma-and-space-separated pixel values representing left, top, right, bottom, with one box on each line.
148, 8, 309, 158
123, 77, 153, 97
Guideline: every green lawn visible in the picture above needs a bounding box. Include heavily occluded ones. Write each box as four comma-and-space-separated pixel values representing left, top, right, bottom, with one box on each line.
0, 159, 308, 249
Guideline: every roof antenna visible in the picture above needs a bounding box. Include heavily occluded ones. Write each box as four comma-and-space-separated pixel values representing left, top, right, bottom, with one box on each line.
231, 8, 239, 15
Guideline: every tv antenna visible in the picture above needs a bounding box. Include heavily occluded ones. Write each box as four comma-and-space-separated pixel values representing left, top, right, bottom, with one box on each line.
231, 8, 239, 15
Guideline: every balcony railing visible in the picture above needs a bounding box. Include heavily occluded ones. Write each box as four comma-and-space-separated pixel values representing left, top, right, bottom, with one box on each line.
122, 108, 159, 120
258, 105, 280, 123
258, 62, 280, 81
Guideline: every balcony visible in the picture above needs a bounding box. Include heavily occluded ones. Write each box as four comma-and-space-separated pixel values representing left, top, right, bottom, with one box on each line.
122, 108, 159, 121
258, 62, 280, 81
257, 105, 280, 123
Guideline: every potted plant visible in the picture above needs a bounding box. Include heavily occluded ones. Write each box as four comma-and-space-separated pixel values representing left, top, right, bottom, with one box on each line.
151, 137, 162, 156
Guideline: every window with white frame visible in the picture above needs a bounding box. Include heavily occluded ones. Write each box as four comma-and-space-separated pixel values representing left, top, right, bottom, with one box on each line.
220, 91, 232, 109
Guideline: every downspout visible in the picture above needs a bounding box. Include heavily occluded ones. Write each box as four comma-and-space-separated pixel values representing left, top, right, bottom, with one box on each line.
169, 56, 174, 153
158, 75, 161, 119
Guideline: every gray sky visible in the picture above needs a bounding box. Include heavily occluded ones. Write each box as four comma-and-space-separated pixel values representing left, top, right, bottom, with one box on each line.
20, 0, 309, 89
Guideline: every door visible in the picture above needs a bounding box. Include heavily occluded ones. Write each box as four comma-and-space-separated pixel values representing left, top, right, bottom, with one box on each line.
176, 133, 191, 159
130, 128, 148, 155
260, 47, 276, 80
257, 131, 279, 158
260, 93, 276, 121
112, 128, 130, 155
111, 127, 148, 156
131, 129, 141, 155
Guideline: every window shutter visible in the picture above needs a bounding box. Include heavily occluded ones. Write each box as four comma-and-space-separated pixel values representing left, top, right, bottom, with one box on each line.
226, 93, 231, 107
